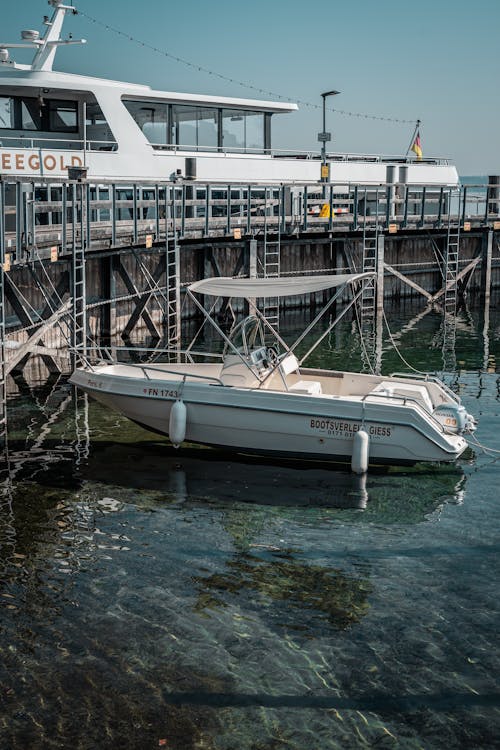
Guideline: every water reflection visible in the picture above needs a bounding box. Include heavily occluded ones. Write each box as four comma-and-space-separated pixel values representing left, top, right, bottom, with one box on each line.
1, 398, 468, 523
82, 442, 372, 509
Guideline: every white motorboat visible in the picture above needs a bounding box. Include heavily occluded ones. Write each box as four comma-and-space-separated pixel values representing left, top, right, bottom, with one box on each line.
70, 274, 477, 471
0, 1, 459, 186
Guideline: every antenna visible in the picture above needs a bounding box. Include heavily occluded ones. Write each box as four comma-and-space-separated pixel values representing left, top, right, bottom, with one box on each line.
0, 1, 86, 72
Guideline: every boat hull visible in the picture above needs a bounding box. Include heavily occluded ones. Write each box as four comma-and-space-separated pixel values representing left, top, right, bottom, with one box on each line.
70, 367, 468, 467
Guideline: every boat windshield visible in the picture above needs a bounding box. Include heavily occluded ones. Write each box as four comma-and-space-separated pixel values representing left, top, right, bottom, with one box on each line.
224, 315, 265, 356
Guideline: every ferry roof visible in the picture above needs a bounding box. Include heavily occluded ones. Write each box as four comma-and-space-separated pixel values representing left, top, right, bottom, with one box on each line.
0, 68, 299, 113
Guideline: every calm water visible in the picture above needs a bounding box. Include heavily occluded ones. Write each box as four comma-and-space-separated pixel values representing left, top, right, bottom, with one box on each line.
1, 299, 499, 749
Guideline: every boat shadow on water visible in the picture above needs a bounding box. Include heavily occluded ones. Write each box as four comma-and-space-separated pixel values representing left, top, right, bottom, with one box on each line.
56, 436, 468, 522
1, 430, 468, 523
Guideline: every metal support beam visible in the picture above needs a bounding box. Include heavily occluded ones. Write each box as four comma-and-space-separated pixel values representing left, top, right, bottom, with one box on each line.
5, 300, 71, 376
428, 256, 481, 303
384, 263, 433, 301
114, 258, 161, 341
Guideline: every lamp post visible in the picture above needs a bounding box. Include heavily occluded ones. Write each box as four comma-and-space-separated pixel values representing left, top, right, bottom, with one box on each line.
318, 89, 340, 183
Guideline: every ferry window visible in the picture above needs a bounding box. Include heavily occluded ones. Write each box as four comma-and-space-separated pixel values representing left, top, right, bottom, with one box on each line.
122, 98, 268, 153
123, 100, 169, 144
86, 102, 108, 126
85, 101, 117, 150
20, 99, 42, 130
222, 109, 244, 151
0, 96, 78, 133
196, 108, 218, 149
0, 97, 14, 129
245, 111, 264, 152
171, 105, 219, 149
47, 100, 78, 132
222, 109, 264, 153
174, 105, 197, 148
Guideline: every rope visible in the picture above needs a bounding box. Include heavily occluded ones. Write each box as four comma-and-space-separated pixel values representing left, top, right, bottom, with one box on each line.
382, 308, 428, 376
467, 433, 500, 458
382, 311, 500, 459
79, 10, 418, 126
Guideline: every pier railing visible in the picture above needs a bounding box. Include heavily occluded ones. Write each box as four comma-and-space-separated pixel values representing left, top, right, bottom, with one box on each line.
0, 178, 499, 260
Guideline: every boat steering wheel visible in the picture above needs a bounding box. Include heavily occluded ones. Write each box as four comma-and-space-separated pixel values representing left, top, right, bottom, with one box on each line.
266, 346, 279, 367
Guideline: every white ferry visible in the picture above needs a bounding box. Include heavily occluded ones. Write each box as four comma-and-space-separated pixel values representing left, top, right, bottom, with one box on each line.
0, 1, 459, 186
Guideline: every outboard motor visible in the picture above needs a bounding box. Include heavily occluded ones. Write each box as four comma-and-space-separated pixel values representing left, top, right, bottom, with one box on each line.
433, 403, 476, 434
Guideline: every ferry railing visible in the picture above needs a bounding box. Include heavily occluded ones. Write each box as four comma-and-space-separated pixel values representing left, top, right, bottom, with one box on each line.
0, 136, 118, 151
147, 141, 453, 165
0, 135, 118, 156
0, 129, 451, 163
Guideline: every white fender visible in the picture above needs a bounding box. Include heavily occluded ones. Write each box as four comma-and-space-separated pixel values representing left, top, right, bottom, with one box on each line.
351, 429, 369, 474
169, 399, 186, 448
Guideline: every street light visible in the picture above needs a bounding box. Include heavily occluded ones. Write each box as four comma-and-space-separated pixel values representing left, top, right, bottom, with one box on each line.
319, 89, 340, 182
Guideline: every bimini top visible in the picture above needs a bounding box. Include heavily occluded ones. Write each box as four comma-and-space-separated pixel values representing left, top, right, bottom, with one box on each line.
187, 273, 375, 298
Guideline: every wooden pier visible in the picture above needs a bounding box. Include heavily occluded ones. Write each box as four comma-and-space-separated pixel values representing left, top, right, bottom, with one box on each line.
1, 176, 499, 445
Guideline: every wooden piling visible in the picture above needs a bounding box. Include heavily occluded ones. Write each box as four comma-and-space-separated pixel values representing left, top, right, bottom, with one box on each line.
480, 230, 493, 304
376, 233, 385, 312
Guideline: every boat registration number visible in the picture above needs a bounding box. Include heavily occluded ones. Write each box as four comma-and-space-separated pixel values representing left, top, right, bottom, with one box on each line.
143, 387, 178, 398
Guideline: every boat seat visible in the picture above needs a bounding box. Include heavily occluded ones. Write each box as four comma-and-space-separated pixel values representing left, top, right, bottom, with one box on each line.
279, 353, 299, 376
289, 380, 322, 396
370, 381, 433, 412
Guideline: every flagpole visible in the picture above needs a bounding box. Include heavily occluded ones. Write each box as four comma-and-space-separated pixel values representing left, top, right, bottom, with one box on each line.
406, 119, 421, 157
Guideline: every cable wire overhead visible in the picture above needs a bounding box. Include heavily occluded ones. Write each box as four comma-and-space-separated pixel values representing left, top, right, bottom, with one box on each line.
79, 11, 418, 126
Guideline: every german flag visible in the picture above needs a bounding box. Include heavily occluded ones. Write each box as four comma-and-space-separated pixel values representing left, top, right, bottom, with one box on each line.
411, 131, 422, 160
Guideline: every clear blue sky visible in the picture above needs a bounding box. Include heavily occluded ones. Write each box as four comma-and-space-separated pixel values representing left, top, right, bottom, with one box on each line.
2, 0, 499, 175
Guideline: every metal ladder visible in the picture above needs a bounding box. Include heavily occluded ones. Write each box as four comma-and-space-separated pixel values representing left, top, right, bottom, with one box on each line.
71, 184, 87, 363
441, 189, 460, 373
165, 185, 181, 356
261, 187, 281, 331
359, 188, 380, 371
0, 182, 7, 451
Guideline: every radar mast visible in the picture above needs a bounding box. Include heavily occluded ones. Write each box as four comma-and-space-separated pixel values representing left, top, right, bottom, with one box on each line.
0, 0, 86, 72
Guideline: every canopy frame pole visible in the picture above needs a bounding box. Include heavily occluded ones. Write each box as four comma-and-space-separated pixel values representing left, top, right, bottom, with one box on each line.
298, 284, 368, 365
184, 294, 221, 358
186, 272, 376, 381
186, 289, 263, 376
287, 282, 350, 355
